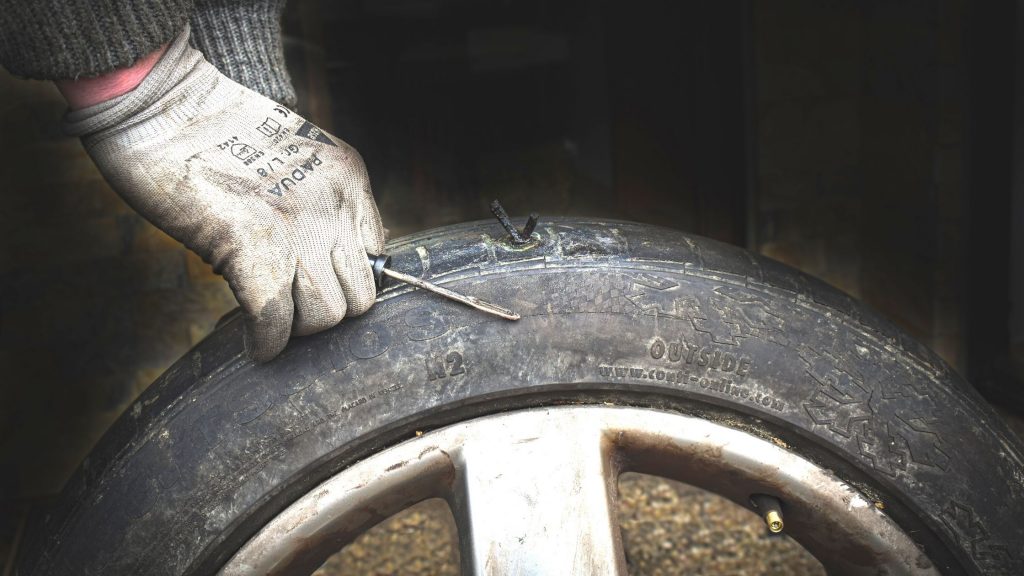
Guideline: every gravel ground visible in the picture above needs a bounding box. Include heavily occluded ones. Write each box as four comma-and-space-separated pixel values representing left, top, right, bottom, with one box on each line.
314, 473, 823, 575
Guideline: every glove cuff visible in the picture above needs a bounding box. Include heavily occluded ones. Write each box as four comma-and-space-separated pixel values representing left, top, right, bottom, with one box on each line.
63, 25, 230, 145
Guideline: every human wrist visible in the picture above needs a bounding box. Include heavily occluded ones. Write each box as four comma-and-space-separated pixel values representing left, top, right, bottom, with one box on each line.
56, 44, 169, 110
63, 26, 219, 140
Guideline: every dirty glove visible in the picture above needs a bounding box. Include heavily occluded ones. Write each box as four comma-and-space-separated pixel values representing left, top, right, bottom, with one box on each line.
64, 26, 386, 362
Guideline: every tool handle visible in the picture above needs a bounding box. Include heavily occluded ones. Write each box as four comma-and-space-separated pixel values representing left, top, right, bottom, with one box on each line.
367, 253, 392, 289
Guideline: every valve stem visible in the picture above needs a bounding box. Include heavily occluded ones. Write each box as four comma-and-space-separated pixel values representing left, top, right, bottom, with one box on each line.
765, 509, 784, 534
750, 494, 785, 534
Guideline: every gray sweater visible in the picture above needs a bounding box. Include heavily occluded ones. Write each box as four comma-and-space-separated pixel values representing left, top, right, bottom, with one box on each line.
0, 0, 296, 107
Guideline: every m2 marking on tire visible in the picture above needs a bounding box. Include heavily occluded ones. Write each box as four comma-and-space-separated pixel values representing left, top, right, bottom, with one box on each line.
426, 351, 466, 381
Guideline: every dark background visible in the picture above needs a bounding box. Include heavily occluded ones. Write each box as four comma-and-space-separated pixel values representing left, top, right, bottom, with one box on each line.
283, 0, 1021, 403
2, 0, 1023, 569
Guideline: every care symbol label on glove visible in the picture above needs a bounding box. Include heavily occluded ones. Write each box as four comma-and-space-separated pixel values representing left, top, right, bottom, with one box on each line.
231, 142, 259, 161
295, 121, 337, 146
257, 117, 281, 137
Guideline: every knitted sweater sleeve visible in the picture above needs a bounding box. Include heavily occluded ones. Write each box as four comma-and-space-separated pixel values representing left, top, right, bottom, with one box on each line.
0, 0, 194, 81
190, 0, 295, 107
0, 0, 296, 107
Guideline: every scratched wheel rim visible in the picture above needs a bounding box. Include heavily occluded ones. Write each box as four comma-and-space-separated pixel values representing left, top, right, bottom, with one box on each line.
220, 406, 937, 575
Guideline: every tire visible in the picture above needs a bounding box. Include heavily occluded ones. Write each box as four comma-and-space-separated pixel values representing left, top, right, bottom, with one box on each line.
17, 218, 1024, 575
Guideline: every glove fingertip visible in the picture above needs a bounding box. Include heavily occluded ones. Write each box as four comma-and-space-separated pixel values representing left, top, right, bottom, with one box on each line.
345, 271, 378, 317
242, 288, 295, 363
244, 328, 288, 363
359, 204, 387, 255
361, 229, 385, 255
333, 245, 378, 317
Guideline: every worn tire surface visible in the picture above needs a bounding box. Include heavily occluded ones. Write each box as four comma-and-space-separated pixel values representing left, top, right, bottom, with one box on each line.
17, 219, 1024, 575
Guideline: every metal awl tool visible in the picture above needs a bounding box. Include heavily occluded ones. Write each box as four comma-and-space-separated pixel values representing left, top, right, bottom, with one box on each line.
367, 254, 520, 321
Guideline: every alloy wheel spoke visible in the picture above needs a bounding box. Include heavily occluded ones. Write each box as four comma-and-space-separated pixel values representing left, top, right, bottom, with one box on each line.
451, 414, 627, 576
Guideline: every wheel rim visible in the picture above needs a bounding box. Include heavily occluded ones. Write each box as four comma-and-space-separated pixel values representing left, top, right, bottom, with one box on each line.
220, 406, 937, 575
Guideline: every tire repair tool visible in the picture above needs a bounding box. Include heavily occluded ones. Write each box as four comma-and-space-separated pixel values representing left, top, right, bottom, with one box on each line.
367, 254, 520, 321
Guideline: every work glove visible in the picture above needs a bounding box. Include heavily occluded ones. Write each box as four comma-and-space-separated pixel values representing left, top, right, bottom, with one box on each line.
64, 26, 386, 362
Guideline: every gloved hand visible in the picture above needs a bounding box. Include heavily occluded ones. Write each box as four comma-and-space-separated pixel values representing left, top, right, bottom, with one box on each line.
64, 26, 386, 362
